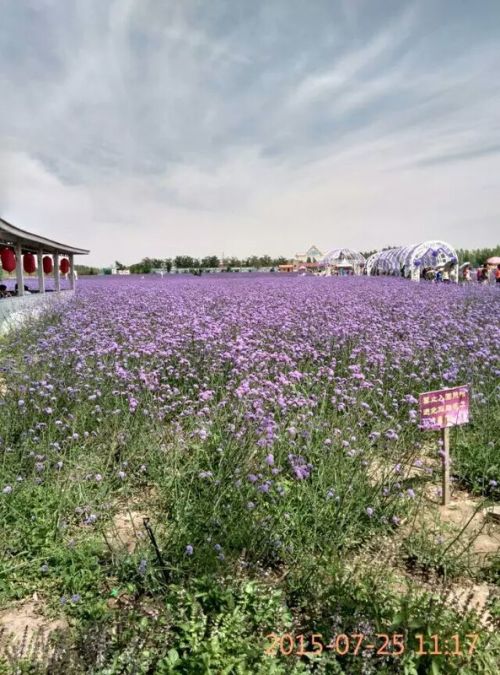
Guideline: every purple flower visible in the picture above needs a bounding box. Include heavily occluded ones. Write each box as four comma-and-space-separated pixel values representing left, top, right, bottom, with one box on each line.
138, 559, 147, 577
185, 544, 194, 556
2, 485, 12, 494
366, 507, 374, 517
265, 453, 274, 466
258, 481, 271, 493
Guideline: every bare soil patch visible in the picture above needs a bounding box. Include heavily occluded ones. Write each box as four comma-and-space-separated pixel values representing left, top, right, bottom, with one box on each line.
0, 599, 68, 662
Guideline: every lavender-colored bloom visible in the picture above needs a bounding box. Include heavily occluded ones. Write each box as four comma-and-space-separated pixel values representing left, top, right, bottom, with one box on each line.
2, 485, 12, 494
265, 453, 274, 466
366, 507, 374, 517
185, 544, 194, 556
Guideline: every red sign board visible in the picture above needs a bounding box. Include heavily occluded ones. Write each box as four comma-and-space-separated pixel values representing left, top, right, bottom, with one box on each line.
419, 385, 470, 430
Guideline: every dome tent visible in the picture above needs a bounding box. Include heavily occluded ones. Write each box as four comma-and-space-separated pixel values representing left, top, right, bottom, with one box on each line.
322, 248, 366, 275
366, 241, 458, 282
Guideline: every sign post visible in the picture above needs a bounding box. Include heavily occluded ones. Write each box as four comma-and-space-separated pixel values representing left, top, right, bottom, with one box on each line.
418, 385, 470, 506
441, 426, 450, 506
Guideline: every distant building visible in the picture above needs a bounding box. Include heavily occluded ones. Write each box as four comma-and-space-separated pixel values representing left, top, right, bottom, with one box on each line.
294, 245, 323, 263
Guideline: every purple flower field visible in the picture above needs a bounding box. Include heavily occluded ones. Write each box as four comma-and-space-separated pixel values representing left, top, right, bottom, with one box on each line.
0, 274, 499, 672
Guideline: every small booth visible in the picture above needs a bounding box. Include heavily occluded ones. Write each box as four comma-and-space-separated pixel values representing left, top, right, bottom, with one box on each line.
0, 217, 89, 332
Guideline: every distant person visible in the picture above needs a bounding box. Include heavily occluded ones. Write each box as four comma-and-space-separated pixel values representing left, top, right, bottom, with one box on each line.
442, 269, 450, 283
480, 265, 489, 284
476, 267, 482, 283
462, 266, 471, 282
0, 284, 8, 298
496, 264, 500, 285
435, 270, 442, 282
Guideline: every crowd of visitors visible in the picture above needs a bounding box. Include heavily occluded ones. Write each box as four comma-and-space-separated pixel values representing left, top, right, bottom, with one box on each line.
463, 263, 500, 284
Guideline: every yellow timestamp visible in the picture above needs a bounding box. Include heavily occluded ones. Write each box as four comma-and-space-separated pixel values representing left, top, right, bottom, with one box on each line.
264, 632, 480, 657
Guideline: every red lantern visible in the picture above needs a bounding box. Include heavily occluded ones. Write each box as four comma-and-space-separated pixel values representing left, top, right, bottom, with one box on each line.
43, 255, 53, 274
1, 247, 16, 273
60, 258, 70, 274
23, 252, 36, 274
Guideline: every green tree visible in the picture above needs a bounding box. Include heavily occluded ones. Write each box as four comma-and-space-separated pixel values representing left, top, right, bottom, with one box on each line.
174, 256, 195, 269
201, 256, 220, 268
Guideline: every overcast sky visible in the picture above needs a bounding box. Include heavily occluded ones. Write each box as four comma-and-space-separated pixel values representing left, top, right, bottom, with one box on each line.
1, 0, 499, 266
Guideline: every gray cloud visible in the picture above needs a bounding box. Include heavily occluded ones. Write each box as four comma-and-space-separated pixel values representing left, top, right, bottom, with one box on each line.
1, 0, 499, 265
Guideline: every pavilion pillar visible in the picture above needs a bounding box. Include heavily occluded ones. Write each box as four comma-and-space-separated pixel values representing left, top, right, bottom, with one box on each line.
69, 253, 75, 290
37, 250, 45, 293
15, 242, 24, 296
54, 252, 61, 292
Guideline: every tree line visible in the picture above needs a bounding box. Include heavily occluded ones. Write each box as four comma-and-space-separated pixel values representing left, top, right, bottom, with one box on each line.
127, 255, 289, 274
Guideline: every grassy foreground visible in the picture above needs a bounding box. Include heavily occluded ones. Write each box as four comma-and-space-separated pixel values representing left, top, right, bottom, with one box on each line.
0, 275, 499, 673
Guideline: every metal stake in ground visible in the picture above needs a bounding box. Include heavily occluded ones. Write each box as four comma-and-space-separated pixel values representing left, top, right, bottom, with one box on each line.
143, 517, 170, 586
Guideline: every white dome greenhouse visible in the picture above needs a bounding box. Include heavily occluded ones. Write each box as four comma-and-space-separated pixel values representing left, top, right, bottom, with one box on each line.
366, 241, 459, 282
321, 248, 366, 275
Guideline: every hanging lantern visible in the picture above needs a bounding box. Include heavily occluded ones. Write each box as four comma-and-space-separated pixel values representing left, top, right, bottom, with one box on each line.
0, 247, 16, 273
42, 255, 53, 274
60, 258, 70, 274
23, 252, 36, 274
